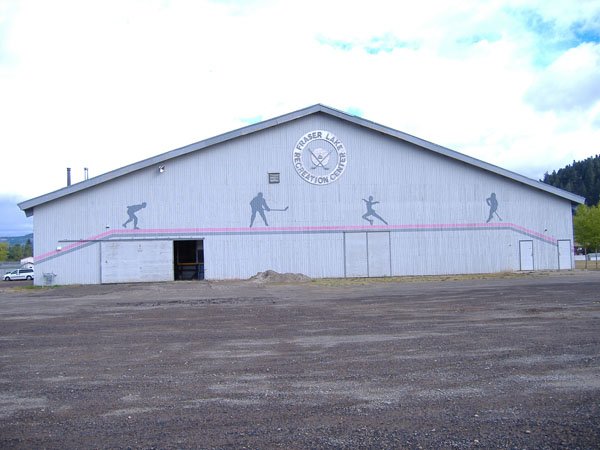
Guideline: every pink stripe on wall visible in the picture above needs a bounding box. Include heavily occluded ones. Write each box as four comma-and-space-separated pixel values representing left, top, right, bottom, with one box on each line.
34, 222, 558, 263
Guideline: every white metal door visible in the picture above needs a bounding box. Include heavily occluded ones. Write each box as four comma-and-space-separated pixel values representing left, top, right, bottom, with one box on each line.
101, 240, 173, 283
367, 232, 391, 277
557, 239, 572, 270
519, 240, 534, 271
344, 232, 368, 277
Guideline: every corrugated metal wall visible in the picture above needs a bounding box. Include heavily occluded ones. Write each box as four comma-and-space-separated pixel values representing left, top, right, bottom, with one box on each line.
32, 113, 575, 284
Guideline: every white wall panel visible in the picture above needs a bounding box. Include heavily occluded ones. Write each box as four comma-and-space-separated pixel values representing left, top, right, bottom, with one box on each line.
367, 232, 391, 277
391, 229, 516, 276
344, 232, 368, 277
34, 244, 100, 286
205, 233, 344, 280
101, 241, 172, 283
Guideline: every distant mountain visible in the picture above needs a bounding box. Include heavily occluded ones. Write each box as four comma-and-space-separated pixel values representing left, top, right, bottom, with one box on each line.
0, 233, 33, 246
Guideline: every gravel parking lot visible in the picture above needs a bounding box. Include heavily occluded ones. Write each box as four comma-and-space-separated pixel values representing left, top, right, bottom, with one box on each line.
1, 271, 599, 449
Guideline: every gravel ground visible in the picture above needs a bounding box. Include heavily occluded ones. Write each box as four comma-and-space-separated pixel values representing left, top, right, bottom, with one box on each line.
0, 271, 599, 449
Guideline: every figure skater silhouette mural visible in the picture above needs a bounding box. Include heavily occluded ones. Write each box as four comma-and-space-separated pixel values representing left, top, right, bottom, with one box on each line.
362, 196, 388, 225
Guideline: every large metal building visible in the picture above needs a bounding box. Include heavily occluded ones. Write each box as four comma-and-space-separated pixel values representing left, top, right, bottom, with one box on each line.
20, 104, 584, 285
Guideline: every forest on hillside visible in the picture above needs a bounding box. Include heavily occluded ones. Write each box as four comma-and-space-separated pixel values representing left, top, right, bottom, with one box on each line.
543, 155, 600, 206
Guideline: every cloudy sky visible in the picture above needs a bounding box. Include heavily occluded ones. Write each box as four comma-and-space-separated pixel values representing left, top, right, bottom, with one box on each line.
1, 0, 599, 235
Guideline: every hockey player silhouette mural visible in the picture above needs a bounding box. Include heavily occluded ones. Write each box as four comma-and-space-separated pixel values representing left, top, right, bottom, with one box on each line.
122, 202, 147, 229
249, 193, 289, 227
485, 193, 502, 222
362, 196, 388, 225
250, 193, 270, 227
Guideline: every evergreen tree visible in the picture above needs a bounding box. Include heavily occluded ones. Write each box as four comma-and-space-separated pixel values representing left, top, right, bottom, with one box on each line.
543, 155, 600, 205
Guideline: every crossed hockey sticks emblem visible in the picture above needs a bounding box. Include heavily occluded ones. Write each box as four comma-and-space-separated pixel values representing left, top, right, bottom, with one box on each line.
308, 148, 332, 170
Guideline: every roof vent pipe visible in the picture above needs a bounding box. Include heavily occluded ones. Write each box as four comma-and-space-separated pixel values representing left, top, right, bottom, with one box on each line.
67, 167, 71, 187
84, 167, 89, 180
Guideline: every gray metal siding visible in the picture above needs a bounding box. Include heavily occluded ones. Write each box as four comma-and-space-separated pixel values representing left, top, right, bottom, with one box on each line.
31, 113, 575, 284
391, 229, 517, 276
206, 233, 344, 279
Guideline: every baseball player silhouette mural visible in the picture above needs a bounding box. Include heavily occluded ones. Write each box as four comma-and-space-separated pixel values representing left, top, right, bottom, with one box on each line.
362, 196, 388, 225
485, 193, 502, 222
122, 202, 147, 229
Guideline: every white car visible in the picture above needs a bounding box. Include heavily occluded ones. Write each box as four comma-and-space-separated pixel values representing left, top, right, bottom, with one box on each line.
3, 268, 35, 281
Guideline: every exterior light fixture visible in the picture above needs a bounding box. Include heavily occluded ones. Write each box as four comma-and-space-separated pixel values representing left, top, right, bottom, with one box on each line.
158, 165, 166, 173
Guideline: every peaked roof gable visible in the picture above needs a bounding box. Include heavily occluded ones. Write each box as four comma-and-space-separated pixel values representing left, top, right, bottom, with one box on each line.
19, 103, 584, 216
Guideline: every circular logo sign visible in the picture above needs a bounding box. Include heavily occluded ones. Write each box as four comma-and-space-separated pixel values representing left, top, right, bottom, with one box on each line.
292, 130, 347, 185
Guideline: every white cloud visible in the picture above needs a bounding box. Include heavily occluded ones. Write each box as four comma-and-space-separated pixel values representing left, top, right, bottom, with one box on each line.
0, 0, 599, 206
525, 43, 600, 111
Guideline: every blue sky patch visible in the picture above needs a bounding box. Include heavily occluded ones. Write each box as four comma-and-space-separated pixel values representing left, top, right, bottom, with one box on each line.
240, 115, 263, 125
506, 7, 600, 67
457, 32, 502, 46
317, 33, 416, 54
571, 19, 600, 45
504, 7, 560, 66
345, 107, 363, 117
520, 9, 556, 37
316, 35, 354, 51
364, 33, 416, 54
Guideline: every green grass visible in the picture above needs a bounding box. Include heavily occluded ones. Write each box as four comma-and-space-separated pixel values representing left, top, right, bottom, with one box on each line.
309, 271, 534, 287
13, 285, 63, 290
575, 260, 600, 270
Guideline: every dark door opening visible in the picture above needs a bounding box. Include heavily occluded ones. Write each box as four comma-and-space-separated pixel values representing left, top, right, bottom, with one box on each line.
174, 240, 204, 280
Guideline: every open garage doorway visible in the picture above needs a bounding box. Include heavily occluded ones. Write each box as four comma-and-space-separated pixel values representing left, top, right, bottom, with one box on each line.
174, 240, 204, 280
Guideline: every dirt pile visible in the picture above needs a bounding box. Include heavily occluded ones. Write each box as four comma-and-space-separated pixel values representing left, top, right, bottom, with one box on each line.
249, 270, 311, 283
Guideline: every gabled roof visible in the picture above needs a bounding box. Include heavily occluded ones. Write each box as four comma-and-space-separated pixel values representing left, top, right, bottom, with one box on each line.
19, 103, 584, 216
